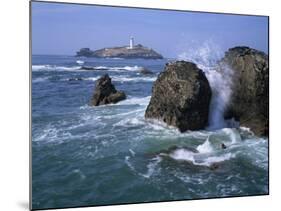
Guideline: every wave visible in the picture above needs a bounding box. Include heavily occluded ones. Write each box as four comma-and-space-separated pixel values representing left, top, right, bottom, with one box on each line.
169, 146, 236, 167
196, 136, 213, 153
76, 60, 84, 65
32, 64, 144, 73
113, 75, 157, 82
93, 65, 142, 72
32, 77, 49, 83
32, 65, 81, 71
64, 76, 156, 83
117, 96, 151, 106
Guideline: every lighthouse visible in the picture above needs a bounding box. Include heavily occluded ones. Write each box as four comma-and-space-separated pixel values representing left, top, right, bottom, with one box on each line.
129, 36, 134, 49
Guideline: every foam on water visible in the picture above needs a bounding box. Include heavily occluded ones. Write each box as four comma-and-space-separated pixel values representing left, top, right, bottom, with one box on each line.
32, 77, 49, 83
32, 65, 81, 71
117, 96, 151, 106
197, 136, 213, 153
33, 64, 147, 73
169, 147, 236, 167
76, 60, 84, 65
84, 65, 143, 72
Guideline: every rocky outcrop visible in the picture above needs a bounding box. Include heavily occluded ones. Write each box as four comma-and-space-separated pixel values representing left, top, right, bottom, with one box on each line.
80, 66, 96, 70
90, 74, 126, 106
145, 61, 212, 132
221, 46, 269, 136
139, 67, 153, 75
76, 44, 163, 59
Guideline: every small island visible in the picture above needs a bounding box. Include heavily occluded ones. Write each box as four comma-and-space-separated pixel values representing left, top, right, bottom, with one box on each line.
76, 37, 163, 59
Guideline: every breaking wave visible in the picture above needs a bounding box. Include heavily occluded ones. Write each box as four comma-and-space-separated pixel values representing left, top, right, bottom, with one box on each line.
32, 64, 144, 72
177, 40, 234, 130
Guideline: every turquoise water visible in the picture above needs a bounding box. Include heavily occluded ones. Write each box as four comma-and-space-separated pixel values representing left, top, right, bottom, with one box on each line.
32, 55, 268, 210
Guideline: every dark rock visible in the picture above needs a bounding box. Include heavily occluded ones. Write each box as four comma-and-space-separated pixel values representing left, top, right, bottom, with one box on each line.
209, 163, 220, 170
90, 74, 126, 106
80, 66, 96, 70
68, 77, 83, 81
145, 61, 212, 132
221, 143, 227, 149
221, 46, 269, 136
76, 48, 94, 57
139, 67, 153, 75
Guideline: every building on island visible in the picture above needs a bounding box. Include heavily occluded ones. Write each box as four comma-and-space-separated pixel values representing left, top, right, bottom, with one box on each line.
129, 36, 134, 49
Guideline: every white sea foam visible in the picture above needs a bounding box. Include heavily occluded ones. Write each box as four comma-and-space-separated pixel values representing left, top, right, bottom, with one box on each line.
93, 65, 142, 72
170, 149, 196, 163
76, 60, 84, 65
112, 76, 157, 82
32, 65, 81, 71
117, 96, 151, 106
221, 128, 241, 144
32, 77, 49, 83
197, 136, 213, 153
169, 147, 236, 167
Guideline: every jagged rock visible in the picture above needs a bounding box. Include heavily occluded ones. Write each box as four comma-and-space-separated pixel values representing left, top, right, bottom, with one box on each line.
139, 67, 153, 75
221, 46, 269, 136
145, 61, 212, 132
90, 74, 126, 106
76, 48, 93, 57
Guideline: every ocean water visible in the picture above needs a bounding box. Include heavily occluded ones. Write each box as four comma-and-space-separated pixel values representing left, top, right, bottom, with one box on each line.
32, 55, 268, 210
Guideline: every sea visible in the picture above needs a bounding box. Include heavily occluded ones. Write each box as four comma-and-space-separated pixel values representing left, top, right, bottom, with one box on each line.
31, 54, 268, 209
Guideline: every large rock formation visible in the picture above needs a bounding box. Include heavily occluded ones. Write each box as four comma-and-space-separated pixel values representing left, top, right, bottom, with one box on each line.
221, 46, 269, 136
145, 61, 212, 132
76, 44, 163, 59
90, 74, 126, 106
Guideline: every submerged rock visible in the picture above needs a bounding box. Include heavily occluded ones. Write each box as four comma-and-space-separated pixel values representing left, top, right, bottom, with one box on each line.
139, 67, 153, 75
80, 66, 96, 70
90, 74, 126, 106
68, 77, 83, 81
145, 61, 212, 132
220, 46, 269, 136
221, 143, 227, 149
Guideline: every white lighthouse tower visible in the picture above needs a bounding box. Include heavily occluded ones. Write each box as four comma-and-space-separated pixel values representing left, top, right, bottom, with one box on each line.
129, 36, 134, 49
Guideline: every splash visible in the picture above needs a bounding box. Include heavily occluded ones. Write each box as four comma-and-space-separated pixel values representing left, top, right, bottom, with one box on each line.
177, 40, 233, 130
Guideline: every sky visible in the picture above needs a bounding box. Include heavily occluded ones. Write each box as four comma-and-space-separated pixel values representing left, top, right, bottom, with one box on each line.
32, 1, 268, 58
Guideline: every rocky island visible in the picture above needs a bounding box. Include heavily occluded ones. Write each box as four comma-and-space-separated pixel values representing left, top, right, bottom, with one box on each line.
76, 37, 163, 59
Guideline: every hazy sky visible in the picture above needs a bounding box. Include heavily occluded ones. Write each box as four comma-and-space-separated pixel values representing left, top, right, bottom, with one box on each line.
32, 1, 268, 58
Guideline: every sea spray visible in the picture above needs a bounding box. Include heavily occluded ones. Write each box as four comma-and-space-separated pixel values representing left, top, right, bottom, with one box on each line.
178, 41, 234, 130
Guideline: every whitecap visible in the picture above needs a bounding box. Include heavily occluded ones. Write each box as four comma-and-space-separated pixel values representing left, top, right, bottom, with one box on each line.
117, 96, 151, 106
112, 76, 156, 82
92, 65, 142, 72
169, 147, 236, 167
32, 77, 49, 83
197, 136, 213, 153
76, 60, 84, 65
32, 64, 81, 71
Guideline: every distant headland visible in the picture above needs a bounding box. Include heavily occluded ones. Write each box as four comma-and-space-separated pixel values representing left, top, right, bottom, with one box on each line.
76, 37, 163, 59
